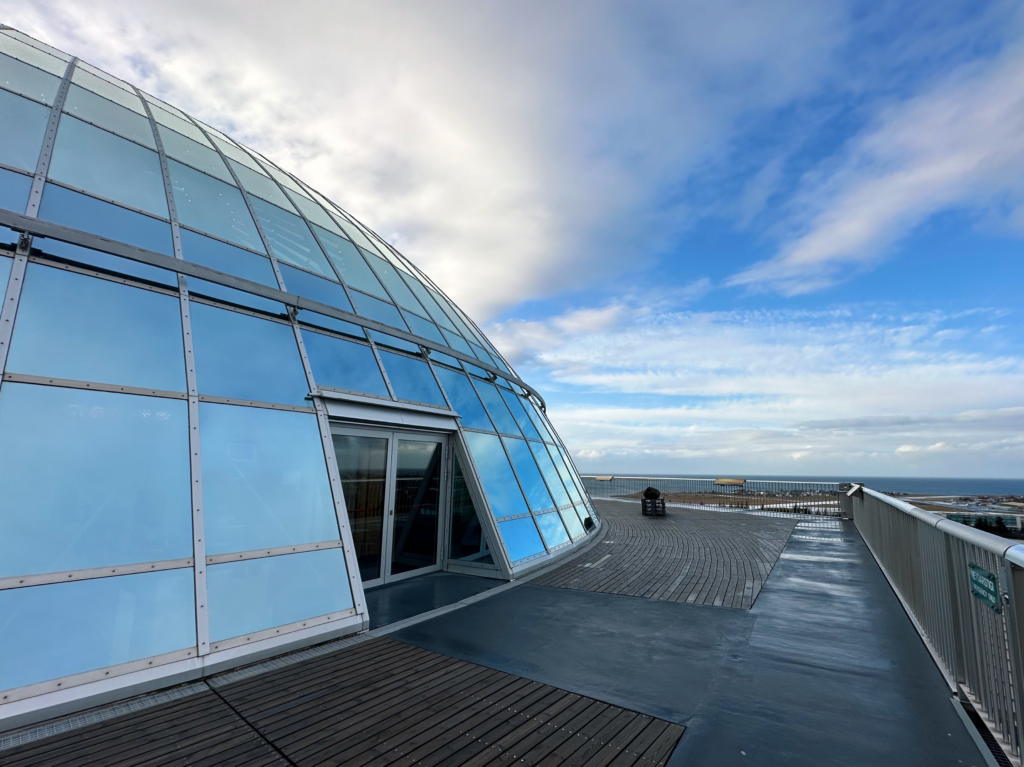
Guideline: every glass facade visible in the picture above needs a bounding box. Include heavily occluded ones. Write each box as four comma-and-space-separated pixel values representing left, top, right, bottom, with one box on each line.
0, 26, 595, 709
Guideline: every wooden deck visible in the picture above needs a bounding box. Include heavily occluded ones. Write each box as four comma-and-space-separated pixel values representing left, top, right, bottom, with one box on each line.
0, 637, 683, 767
531, 500, 797, 609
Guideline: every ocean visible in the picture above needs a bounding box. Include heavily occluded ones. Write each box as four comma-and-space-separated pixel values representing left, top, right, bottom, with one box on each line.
590, 474, 1024, 497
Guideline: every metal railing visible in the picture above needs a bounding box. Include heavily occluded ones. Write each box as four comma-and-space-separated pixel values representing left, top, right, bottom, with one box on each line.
852, 487, 1024, 764
581, 475, 843, 516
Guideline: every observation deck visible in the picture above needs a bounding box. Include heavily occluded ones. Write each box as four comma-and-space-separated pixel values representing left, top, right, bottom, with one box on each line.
0, 492, 1000, 767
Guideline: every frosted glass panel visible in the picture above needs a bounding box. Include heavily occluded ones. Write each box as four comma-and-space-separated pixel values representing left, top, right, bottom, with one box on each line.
316, 227, 389, 299
249, 197, 334, 278
200, 403, 337, 554
169, 159, 265, 253
0, 89, 49, 172
207, 549, 352, 642
0, 570, 196, 692
0, 51, 60, 104
159, 125, 233, 183
63, 85, 156, 148
0, 384, 191, 576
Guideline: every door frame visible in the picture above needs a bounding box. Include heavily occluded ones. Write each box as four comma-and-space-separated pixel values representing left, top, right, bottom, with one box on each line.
331, 424, 448, 589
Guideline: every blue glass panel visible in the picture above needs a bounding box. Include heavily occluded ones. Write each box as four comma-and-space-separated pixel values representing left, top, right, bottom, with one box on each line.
559, 507, 586, 539
0, 384, 191, 576
48, 116, 167, 217
279, 263, 353, 312
491, 354, 513, 375
463, 432, 529, 519
200, 403, 337, 554
463, 361, 490, 378
169, 159, 264, 253
39, 184, 173, 255
294, 194, 342, 234
535, 512, 569, 549
378, 349, 447, 407
552, 444, 584, 503
0, 51, 60, 103
0, 89, 49, 171
0, 257, 10, 290
0, 167, 31, 213
187, 278, 287, 315
472, 379, 521, 436
368, 330, 420, 354
0, 35, 65, 75
228, 159, 296, 211
575, 503, 592, 528
530, 441, 571, 507
63, 85, 155, 148
405, 278, 457, 332
502, 437, 554, 512
8, 265, 186, 390
500, 388, 542, 440
471, 342, 496, 366
402, 311, 446, 344
248, 197, 335, 278
0, 227, 17, 249
179, 228, 277, 287
35, 238, 178, 286
191, 303, 309, 405
495, 377, 512, 389
444, 327, 475, 354
207, 549, 352, 642
301, 328, 390, 397
429, 350, 463, 368
71, 68, 144, 113
498, 517, 545, 563
315, 226, 389, 299
150, 103, 211, 146
525, 399, 556, 443
297, 310, 365, 338
364, 251, 423, 314
433, 368, 494, 431
158, 125, 233, 183
350, 290, 407, 329
0, 570, 196, 692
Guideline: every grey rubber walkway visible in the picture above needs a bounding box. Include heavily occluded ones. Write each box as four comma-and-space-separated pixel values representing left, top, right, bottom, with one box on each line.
364, 572, 503, 629
393, 502, 989, 766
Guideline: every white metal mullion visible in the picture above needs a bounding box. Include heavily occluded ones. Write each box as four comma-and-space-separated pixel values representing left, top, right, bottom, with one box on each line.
25, 57, 76, 218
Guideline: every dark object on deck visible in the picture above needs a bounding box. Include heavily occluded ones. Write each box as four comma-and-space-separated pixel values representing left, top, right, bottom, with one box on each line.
583, 516, 595, 531
643, 486, 662, 499
642, 497, 666, 516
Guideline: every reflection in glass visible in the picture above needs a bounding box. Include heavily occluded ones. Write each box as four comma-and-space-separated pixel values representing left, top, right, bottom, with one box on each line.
71, 68, 144, 113
200, 403, 337, 554
350, 290, 407, 329
40, 184, 174, 255
547, 443, 583, 504
364, 252, 423, 314
500, 388, 542, 440
159, 125, 233, 183
63, 85, 155, 148
524, 398, 556, 443
405, 278, 456, 331
0, 167, 31, 214
472, 379, 521, 436
392, 440, 442, 575
48, 116, 168, 217
294, 194, 341, 234
191, 303, 309, 406
576, 502, 594, 530
0, 384, 191, 576
228, 159, 296, 212
301, 329, 390, 397
0, 89, 50, 172
169, 159, 265, 253
441, 329, 474, 357
179, 228, 278, 287
313, 226, 389, 299
187, 278, 287, 316
333, 434, 388, 581
433, 368, 494, 432
298, 310, 365, 338
403, 312, 446, 344
150, 103, 211, 146
207, 549, 352, 642
0, 35, 65, 75
502, 437, 554, 512
498, 517, 545, 563
463, 432, 529, 519
249, 197, 335, 278
368, 330, 420, 354
449, 454, 493, 564
0, 569, 196, 692
279, 263, 352, 312
37, 238, 178, 287
535, 512, 570, 549
560, 507, 586, 539
529, 441, 571, 507
8, 265, 186, 391
0, 51, 60, 104
378, 350, 447, 407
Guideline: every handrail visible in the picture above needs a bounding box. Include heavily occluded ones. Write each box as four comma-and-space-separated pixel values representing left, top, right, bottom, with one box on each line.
582, 474, 842, 487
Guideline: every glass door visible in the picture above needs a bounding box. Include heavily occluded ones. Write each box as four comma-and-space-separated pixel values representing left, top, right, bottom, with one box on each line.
332, 427, 445, 587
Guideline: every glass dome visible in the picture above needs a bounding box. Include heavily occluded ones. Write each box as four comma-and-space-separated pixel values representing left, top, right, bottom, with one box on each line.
0, 25, 597, 724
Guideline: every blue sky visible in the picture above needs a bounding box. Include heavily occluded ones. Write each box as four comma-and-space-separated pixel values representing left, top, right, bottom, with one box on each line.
7, 0, 1023, 477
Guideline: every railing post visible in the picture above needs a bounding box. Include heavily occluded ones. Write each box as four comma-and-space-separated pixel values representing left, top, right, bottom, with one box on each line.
945, 535, 969, 700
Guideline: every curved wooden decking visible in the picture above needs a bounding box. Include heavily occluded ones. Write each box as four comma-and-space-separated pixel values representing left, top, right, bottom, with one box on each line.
532, 500, 797, 609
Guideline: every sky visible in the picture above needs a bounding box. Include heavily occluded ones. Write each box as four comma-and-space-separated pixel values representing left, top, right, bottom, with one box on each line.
4, 0, 1022, 478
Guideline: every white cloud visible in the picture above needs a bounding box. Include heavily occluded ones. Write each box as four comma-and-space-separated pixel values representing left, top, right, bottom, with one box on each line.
2, 0, 848, 317
488, 299, 1024, 476
731, 17, 1024, 294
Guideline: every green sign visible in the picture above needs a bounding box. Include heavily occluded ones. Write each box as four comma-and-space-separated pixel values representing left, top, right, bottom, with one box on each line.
969, 563, 1001, 613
